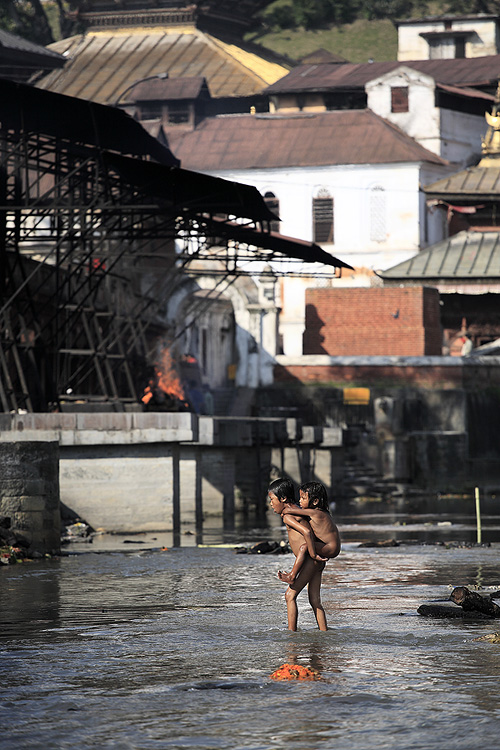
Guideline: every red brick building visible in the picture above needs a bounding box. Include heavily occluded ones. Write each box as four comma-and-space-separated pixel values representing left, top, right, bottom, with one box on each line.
303, 286, 442, 356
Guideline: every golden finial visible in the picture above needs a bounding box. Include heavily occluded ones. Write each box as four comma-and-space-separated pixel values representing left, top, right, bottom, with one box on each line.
480, 79, 500, 161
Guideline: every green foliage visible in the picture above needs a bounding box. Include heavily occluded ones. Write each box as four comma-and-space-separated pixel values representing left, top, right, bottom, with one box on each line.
247, 18, 398, 62
260, 0, 425, 30
257, 0, 500, 32
0, 0, 76, 43
357, 0, 417, 20
444, 0, 500, 11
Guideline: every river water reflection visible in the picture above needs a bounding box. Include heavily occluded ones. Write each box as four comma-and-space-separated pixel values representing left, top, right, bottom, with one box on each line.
2, 507, 500, 749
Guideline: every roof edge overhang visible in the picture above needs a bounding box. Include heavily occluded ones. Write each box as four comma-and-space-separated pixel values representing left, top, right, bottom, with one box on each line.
420, 30, 472, 39
395, 13, 500, 26
425, 192, 499, 201
204, 216, 354, 270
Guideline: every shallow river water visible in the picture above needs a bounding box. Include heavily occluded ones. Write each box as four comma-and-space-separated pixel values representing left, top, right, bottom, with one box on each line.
2, 515, 500, 750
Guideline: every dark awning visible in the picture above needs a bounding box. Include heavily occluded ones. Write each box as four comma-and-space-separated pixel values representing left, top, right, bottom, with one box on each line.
0, 78, 178, 166
203, 216, 354, 269
104, 152, 278, 223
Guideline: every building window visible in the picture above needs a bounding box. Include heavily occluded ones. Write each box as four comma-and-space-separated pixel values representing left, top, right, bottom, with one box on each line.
455, 37, 465, 58
313, 192, 334, 243
391, 87, 409, 113
167, 105, 190, 124
264, 191, 280, 233
370, 185, 386, 242
140, 102, 163, 119
428, 36, 459, 59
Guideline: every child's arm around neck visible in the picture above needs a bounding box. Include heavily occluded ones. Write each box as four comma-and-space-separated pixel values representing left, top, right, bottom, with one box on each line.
282, 505, 327, 518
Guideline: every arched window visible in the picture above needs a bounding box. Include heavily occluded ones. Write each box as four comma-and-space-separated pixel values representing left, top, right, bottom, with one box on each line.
370, 185, 386, 242
264, 191, 280, 233
313, 189, 334, 243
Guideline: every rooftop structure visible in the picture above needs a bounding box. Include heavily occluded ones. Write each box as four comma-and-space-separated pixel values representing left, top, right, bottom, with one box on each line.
396, 14, 500, 61
264, 55, 500, 98
169, 109, 447, 171
37, 3, 289, 105
0, 28, 65, 82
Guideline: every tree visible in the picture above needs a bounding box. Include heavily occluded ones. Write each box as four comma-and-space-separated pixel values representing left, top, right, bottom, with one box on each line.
0, 0, 57, 44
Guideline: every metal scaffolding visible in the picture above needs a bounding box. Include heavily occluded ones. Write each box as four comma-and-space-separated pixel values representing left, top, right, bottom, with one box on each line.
0, 80, 351, 413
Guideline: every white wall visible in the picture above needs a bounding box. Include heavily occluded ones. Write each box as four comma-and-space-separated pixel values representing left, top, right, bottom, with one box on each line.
217, 162, 430, 269
366, 68, 439, 145
203, 161, 444, 356
167, 270, 279, 388
366, 66, 486, 166
398, 17, 500, 61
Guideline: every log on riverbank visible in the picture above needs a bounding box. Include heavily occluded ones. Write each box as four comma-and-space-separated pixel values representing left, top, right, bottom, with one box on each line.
418, 586, 500, 619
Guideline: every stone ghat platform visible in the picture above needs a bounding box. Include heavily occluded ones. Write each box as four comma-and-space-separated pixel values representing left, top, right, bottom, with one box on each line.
0, 413, 343, 541
0, 411, 342, 448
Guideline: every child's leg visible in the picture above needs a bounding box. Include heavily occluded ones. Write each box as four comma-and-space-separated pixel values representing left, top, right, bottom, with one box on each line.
307, 563, 327, 631
284, 555, 316, 630
279, 539, 333, 583
278, 543, 307, 583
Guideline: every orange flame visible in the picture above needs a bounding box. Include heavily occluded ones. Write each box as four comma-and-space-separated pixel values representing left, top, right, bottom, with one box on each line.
141, 348, 186, 405
142, 383, 154, 405
156, 348, 186, 401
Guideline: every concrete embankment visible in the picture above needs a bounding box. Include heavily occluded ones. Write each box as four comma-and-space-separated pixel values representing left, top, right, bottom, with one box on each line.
0, 412, 343, 537
0, 441, 60, 556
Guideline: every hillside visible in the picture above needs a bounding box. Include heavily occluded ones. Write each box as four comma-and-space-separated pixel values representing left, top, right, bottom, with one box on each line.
245, 18, 398, 63
244, 1, 473, 63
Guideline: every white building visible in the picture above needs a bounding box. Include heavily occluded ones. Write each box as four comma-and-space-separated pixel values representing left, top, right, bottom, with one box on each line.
365, 66, 492, 166
169, 109, 449, 355
396, 13, 500, 61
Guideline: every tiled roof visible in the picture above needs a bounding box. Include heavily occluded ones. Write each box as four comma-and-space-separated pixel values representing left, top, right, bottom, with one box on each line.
379, 230, 500, 280
168, 109, 447, 170
38, 27, 289, 104
264, 55, 500, 94
424, 165, 500, 199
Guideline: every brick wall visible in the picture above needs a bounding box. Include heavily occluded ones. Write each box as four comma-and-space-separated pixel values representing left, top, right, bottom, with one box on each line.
273, 362, 465, 388
303, 286, 442, 356
273, 357, 500, 389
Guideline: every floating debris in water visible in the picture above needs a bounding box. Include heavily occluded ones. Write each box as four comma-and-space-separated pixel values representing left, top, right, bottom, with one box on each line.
474, 633, 500, 643
269, 664, 321, 681
0, 546, 25, 564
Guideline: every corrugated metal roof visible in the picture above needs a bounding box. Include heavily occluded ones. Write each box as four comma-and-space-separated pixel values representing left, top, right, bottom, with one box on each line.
379, 230, 500, 280
299, 49, 348, 64
0, 28, 64, 61
424, 165, 500, 198
168, 109, 447, 170
436, 82, 495, 101
2, 78, 178, 166
126, 75, 207, 101
264, 55, 500, 94
38, 27, 289, 104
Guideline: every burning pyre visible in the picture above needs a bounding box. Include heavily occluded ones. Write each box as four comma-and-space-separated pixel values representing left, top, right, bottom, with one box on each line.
142, 347, 190, 410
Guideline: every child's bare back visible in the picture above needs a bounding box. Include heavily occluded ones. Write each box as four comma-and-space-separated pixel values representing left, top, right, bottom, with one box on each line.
300, 508, 340, 555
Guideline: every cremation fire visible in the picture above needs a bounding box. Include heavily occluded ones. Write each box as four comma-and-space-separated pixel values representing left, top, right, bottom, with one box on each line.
142, 348, 188, 408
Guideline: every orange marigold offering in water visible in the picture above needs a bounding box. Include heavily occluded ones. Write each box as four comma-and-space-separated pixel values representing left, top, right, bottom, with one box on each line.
269, 663, 321, 681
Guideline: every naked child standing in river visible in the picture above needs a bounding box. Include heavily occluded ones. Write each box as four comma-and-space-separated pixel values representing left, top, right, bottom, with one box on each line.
278, 480, 341, 584
268, 477, 329, 631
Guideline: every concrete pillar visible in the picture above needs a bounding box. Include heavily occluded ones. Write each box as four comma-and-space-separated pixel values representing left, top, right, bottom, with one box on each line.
0, 441, 60, 556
